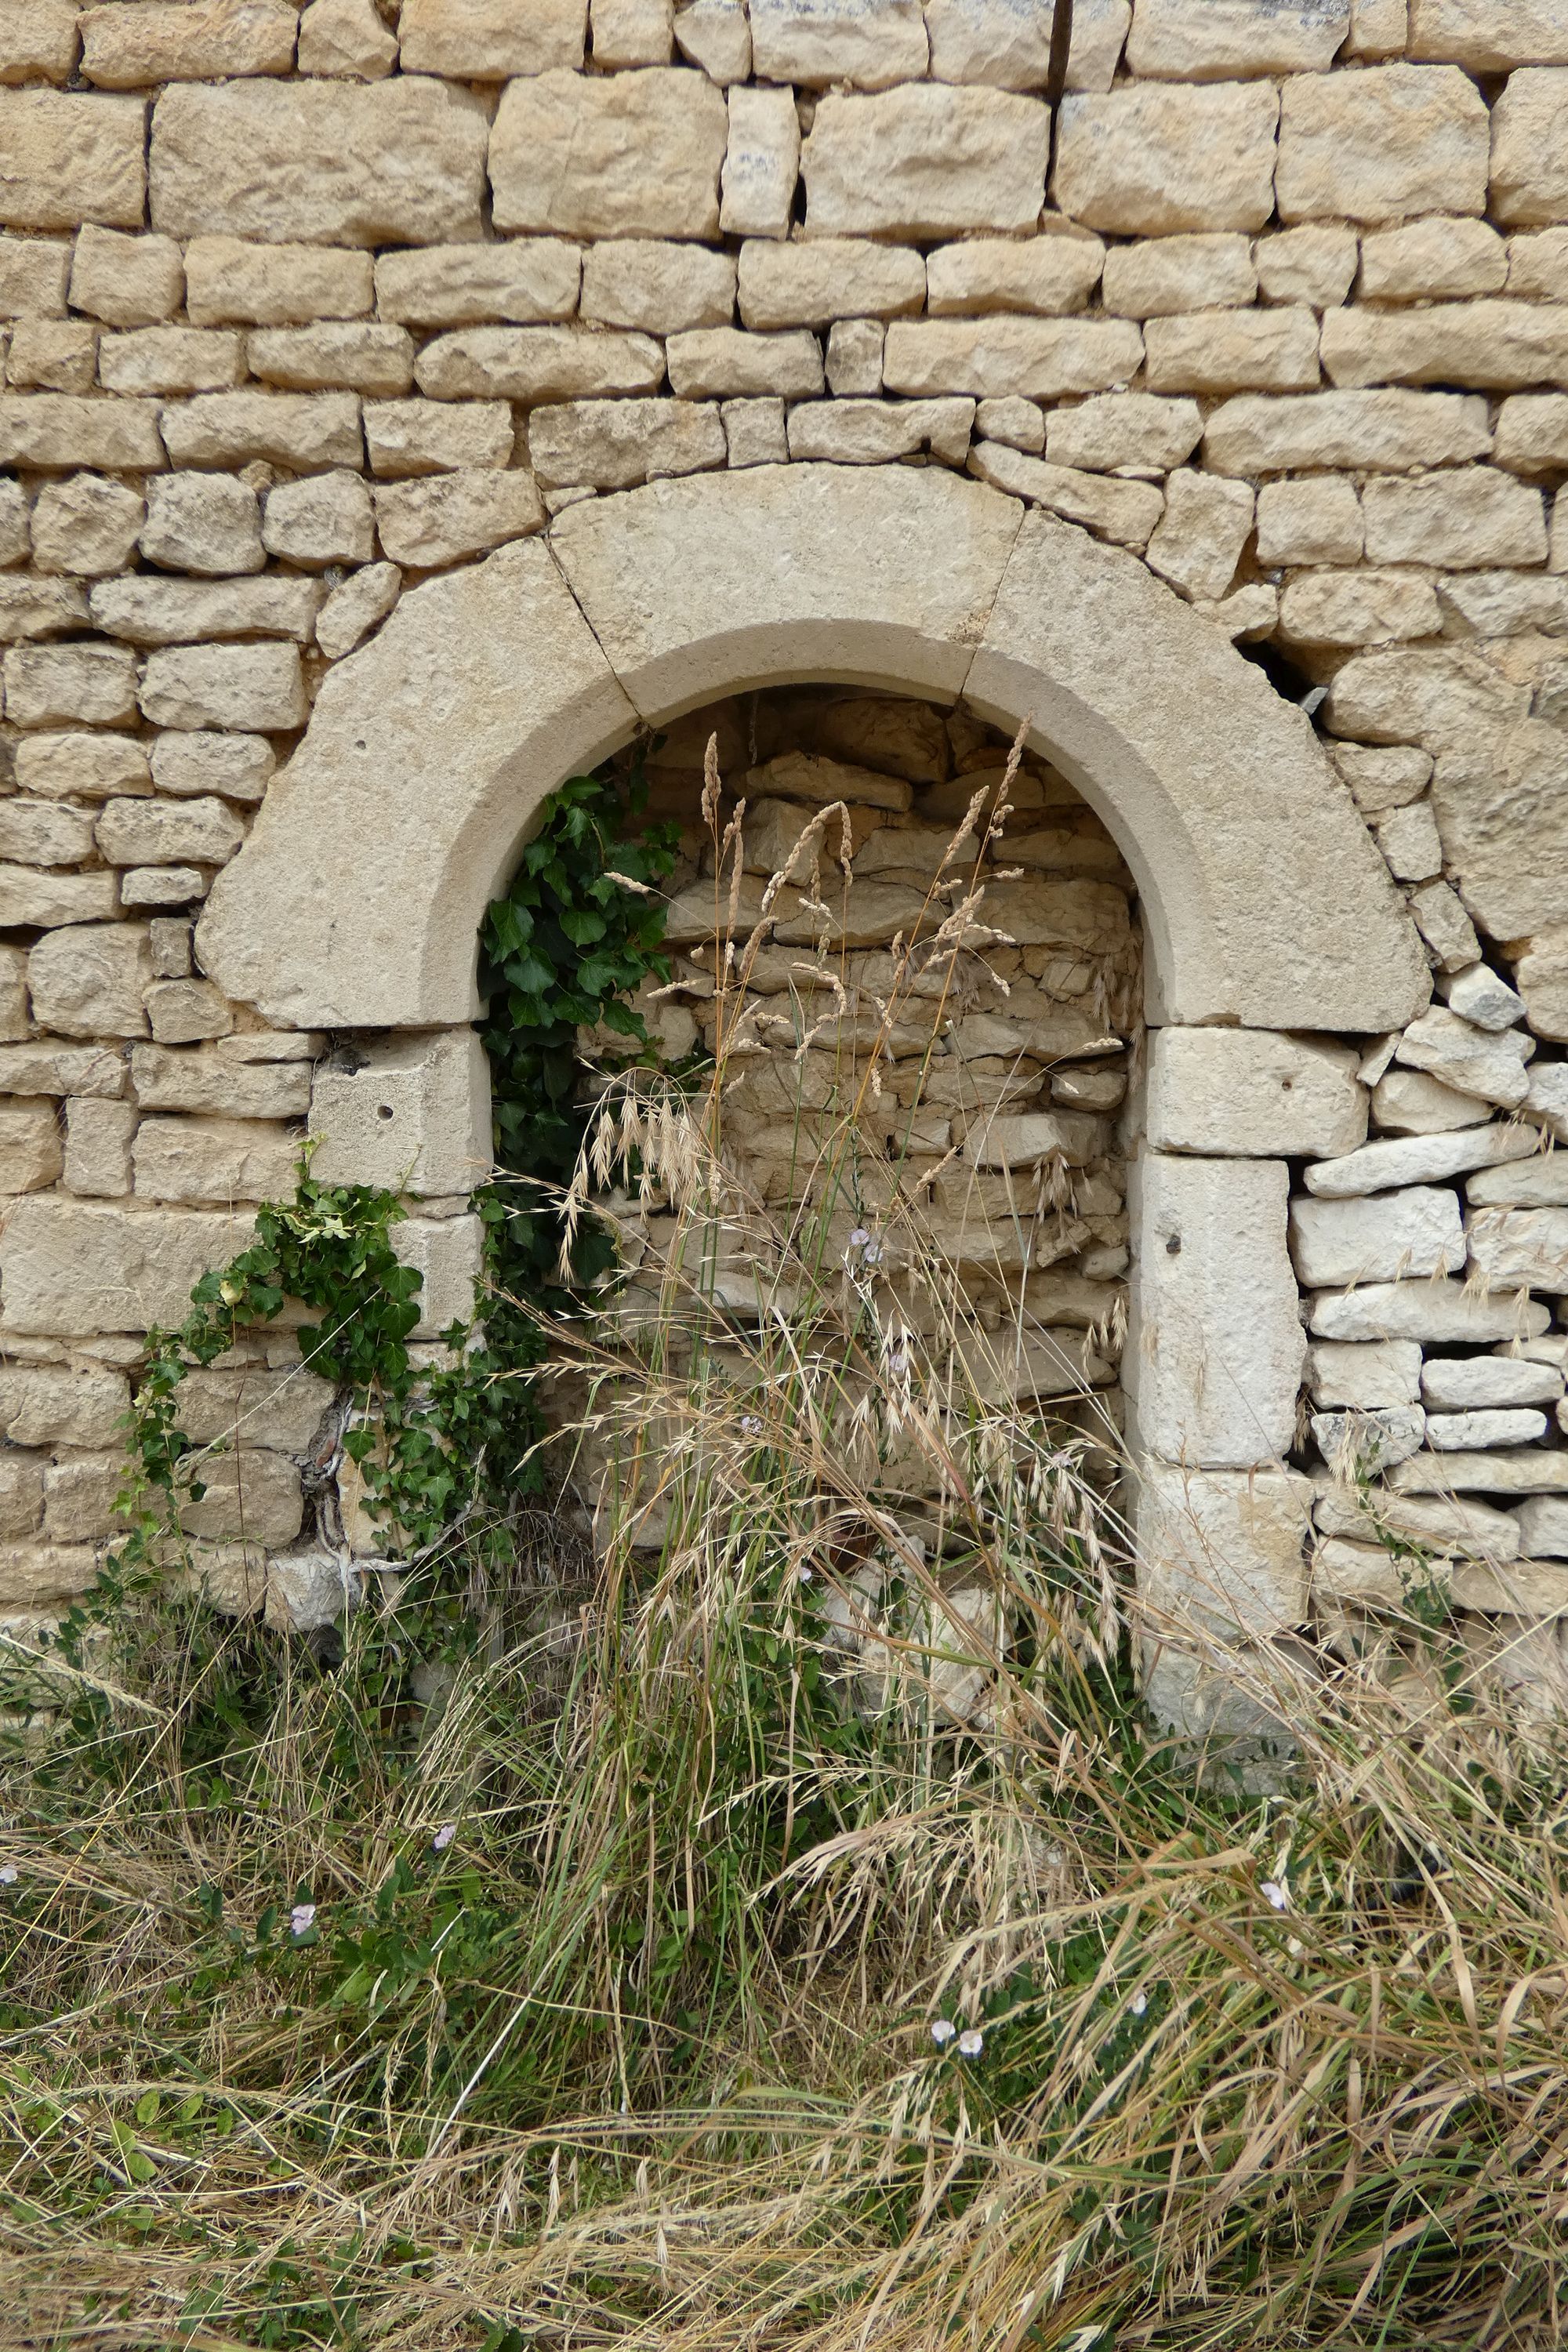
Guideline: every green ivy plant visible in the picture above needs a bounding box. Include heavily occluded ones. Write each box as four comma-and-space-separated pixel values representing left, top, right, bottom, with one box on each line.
108, 759, 680, 1598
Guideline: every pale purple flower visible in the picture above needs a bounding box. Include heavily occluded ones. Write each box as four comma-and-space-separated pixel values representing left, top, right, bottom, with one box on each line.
1261, 1879, 1289, 1913
930, 2018, 956, 2046
956, 2027, 985, 2059
861, 1240, 884, 1265
432, 1823, 457, 1853
0, 1864, 16, 1886
740, 1415, 763, 1436
848, 1227, 871, 1250
289, 1902, 316, 1939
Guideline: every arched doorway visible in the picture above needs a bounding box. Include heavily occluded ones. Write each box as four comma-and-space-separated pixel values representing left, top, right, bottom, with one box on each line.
197, 464, 1429, 1726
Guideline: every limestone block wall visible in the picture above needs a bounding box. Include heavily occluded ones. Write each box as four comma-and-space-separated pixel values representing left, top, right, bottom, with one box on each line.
0, 0, 1561, 1714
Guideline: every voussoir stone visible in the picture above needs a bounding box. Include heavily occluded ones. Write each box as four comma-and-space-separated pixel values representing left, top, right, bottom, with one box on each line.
801, 84, 1049, 240
491, 68, 728, 241
1054, 82, 1279, 235
151, 79, 488, 247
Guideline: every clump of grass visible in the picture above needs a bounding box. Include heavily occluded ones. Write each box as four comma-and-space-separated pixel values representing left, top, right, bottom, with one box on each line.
4, 739, 1567, 2350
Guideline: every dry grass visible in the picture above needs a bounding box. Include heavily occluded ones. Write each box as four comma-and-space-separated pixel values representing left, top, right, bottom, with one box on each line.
3, 738, 1567, 2350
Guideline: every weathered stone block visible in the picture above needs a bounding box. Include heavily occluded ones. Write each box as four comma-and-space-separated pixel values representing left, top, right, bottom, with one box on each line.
393, 1213, 482, 1337
0, 90, 145, 231
528, 396, 726, 489
415, 325, 662, 403
1204, 387, 1491, 474
1428, 721, 1568, 938
0, 394, 164, 473
1292, 1186, 1465, 1286
1495, 395, 1568, 474
132, 1112, 299, 1203
178, 1447, 303, 1546
492, 67, 726, 241
98, 798, 246, 869
0, 1543, 98, 1604
666, 327, 822, 399
398, 0, 586, 74
883, 315, 1142, 398
1360, 216, 1508, 302
1101, 231, 1255, 317
315, 562, 400, 659
139, 644, 305, 735
1148, 1027, 1367, 1156
750, 0, 926, 85
184, 237, 372, 328
31, 475, 144, 578
1256, 220, 1360, 306
1257, 476, 1363, 564
63, 1095, 136, 1196
1361, 470, 1547, 568
1145, 307, 1320, 396
297, 0, 399, 74
1145, 470, 1253, 601
9, 318, 96, 394
0, 574, 85, 641
1491, 71, 1568, 227
926, 0, 1130, 90
1127, 1152, 1304, 1467
718, 85, 799, 240
926, 231, 1105, 316
0, 1198, 256, 1334
363, 399, 510, 477
81, 0, 297, 83
0, 1041, 125, 1096
1312, 1279, 1551, 1344
247, 323, 415, 399
69, 226, 182, 328
1044, 391, 1201, 472
1423, 1355, 1563, 1410
261, 470, 374, 565
592, 0, 675, 67
1054, 82, 1278, 234
0, 1100, 61, 1196
1410, 0, 1568, 67
28, 922, 151, 1037
151, 79, 487, 247
161, 391, 363, 472
132, 1045, 310, 1120
0, 2, 80, 84
1467, 1206, 1568, 1290
737, 244, 912, 338
1131, 0, 1348, 75
0, 1366, 129, 1447
308, 1032, 488, 1197
141, 472, 263, 576
579, 239, 731, 335
1137, 1459, 1315, 1640
788, 395, 975, 464
372, 470, 545, 568
377, 241, 580, 329
1277, 64, 1489, 222
1323, 300, 1568, 390
90, 576, 323, 647
0, 796, 93, 862
5, 643, 137, 727
802, 84, 1048, 238
1308, 1337, 1424, 1408
0, 238, 69, 318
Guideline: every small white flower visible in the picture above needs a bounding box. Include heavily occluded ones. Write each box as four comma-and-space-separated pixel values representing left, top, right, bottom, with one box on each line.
0, 1864, 16, 1886
1261, 1879, 1289, 1913
1130, 1991, 1147, 2016
956, 2028, 985, 2058
861, 1240, 884, 1265
289, 1903, 316, 1939
432, 1823, 457, 1853
1287, 1935, 1304, 1957
797, 1565, 814, 1583
930, 2018, 956, 2046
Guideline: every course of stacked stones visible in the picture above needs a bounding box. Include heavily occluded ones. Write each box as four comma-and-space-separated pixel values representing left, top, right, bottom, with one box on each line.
597, 686, 1140, 1468
0, 0, 1565, 1720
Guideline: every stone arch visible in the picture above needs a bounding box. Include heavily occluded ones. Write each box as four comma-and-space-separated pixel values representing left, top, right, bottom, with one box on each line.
197, 463, 1428, 1038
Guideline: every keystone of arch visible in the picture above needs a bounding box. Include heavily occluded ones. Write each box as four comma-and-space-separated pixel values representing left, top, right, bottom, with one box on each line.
197, 463, 1428, 1036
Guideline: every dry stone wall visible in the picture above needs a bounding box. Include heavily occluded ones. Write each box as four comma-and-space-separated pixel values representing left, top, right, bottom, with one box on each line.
0, 0, 1563, 1722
